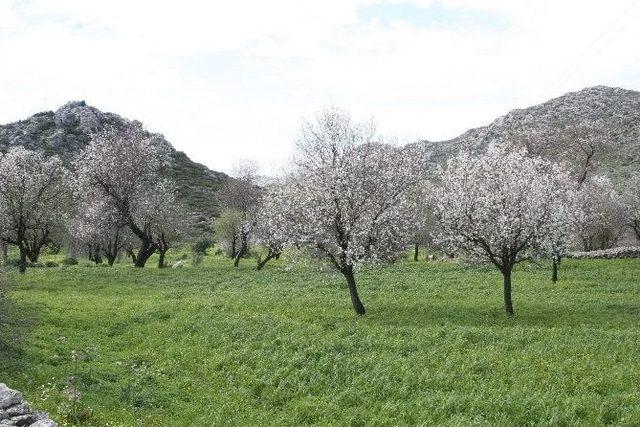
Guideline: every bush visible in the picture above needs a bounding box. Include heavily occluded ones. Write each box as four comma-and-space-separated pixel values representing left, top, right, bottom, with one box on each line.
44, 261, 59, 268
191, 239, 212, 255
191, 252, 204, 266
62, 257, 79, 266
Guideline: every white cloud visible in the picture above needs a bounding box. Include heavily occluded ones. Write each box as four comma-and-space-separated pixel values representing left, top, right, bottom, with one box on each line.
1, 0, 639, 174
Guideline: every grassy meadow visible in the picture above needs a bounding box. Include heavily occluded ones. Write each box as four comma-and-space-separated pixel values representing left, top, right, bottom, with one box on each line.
0, 250, 639, 426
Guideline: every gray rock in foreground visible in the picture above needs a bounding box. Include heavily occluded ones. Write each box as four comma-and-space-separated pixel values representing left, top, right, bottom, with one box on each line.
0, 383, 57, 427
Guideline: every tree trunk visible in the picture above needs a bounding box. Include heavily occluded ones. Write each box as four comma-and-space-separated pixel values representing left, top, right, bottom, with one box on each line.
503, 268, 514, 317
18, 245, 27, 274
256, 249, 279, 270
134, 239, 156, 268
413, 243, 419, 262
341, 265, 366, 315
26, 247, 40, 263
230, 235, 237, 259
157, 233, 169, 268
1, 242, 8, 262
233, 232, 248, 267
127, 247, 137, 264
551, 257, 559, 283
92, 245, 103, 264
106, 253, 117, 266
158, 249, 167, 268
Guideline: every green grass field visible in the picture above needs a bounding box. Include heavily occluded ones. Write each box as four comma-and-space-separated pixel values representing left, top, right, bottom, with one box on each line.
1, 251, 639, 426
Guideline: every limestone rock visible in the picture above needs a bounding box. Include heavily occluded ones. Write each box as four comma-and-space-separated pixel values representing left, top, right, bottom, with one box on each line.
0, 384, 57, 427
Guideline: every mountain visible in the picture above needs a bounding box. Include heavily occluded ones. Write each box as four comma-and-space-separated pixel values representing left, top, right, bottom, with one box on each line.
0, 101, 229, 217
423, 85, 640, 182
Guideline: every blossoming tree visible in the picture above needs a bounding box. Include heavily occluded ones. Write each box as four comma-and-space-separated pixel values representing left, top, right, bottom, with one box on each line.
571, 175, 627, 251
261, 107, 428, 315
68, 194, 130, 266
77, 125, 182, 267
0, 147, 68, 273
434, 146, 573, 316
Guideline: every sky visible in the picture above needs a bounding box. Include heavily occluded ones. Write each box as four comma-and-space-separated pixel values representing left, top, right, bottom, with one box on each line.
1, 0, 639, 175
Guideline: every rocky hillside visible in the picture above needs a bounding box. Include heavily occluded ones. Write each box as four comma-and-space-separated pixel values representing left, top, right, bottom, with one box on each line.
423, 86, 640, 182
0, 101, 229, 217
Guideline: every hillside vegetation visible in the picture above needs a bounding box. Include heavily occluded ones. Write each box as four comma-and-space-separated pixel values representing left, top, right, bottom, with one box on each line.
423, 86, 640, 182
1, 253, 638, 426
0, 101, 229, 217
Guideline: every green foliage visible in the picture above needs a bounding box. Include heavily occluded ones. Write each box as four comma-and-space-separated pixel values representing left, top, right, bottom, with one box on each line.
0, 254, 638, 426
212, 209, 242, 257
62, 257, 79, 266
190, 238, 212, 256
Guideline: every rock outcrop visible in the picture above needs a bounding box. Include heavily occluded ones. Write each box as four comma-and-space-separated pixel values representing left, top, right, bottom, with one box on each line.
0, 383, 56, 427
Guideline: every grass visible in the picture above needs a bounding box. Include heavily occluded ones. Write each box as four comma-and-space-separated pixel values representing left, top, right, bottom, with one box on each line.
0, 250, 638, 426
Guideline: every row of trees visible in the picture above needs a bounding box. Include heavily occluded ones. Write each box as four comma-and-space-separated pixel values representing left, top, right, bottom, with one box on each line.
212, 107, 640, 317
0, 125, 190, 272
1, 107, 638, 317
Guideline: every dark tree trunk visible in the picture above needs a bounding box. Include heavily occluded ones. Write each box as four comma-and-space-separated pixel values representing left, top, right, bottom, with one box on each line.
105, 253, 117, 266
413, 243, 419, 261
24, 228, 50, 263
551, 256, 560, 283
157, 233, 169, 268
1, 242, 8, 262
256, 249, 279, 270
18, 245, 27, 274
158, 251, 166, 268
134, 239, 156, 268
233, 232, 248, 267
230, 235, 237, 259
103, 240, 119, 266
341, 265, 366, 315
503, 268, 514, 317
127, 247, 137, 264
25, 246, 41, 263
92, 245, 103, 264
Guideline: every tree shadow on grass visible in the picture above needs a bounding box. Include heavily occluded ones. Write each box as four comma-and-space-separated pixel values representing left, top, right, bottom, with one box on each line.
0, 269, 39, 377
370, 299, 639, 330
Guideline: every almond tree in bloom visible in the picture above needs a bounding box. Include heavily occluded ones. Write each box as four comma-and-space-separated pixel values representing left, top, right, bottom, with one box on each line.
77, 125, 181, 267
571, 175, 627, 251
68, 195, 130, 266
262, 107, 428, 315
0, 147, 68, 273
252, 186, 288, 270
434, 146, 573, 316
137, 180, 190, 268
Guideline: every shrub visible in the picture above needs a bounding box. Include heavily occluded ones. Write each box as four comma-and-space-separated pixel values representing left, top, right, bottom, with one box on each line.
44, 261, 59, 268
62, 257, 79, 266
191, 252, 204, 266
191, 239, 212, 255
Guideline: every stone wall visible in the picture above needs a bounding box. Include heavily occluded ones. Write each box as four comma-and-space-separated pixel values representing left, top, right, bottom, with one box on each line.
0, 383, 56, 427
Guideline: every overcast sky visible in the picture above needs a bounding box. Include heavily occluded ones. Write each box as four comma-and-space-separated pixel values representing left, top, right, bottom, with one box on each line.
1, 0, 639, 174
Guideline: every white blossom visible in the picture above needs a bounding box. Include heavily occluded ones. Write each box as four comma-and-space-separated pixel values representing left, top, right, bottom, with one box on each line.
259, 107, 429, 315
0, 147, 69, 272
433, 145, 573, 315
